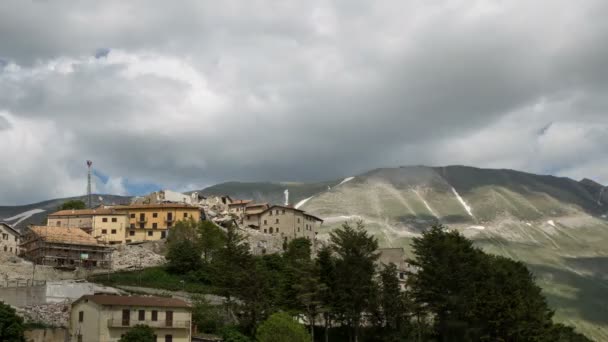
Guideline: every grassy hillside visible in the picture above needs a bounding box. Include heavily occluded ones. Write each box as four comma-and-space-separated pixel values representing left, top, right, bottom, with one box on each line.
197, 180, 341, 205
301, 166, 608, 340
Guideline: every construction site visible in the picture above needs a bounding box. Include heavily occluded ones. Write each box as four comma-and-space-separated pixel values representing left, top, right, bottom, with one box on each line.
20, 225, 112, 269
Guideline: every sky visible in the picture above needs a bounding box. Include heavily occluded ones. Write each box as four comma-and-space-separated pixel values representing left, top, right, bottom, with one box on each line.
1, 0, 608, 205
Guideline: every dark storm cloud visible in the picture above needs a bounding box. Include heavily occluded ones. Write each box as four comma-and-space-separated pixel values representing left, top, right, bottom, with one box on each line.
1, 0, 608, 204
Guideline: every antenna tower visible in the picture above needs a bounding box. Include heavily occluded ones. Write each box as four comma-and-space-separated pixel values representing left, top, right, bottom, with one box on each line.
86, 160, 93, 208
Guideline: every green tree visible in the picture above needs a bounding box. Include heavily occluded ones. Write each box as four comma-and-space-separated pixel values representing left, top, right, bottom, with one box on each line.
167, 219, 200, 246
198, 221, 226, 262
166, 238, 203, 274
316, 246, 337, 342
256, 312, 311, 342
59, 199, 86, 210
378, 263, 410, 340
212, 226, 253, 301
0, 302, 25, 342
118, 324, 155, 342
192, 295, 226, 334
330, 221, 379, 342
221, 326, 251, 342
407, 225, 590, 341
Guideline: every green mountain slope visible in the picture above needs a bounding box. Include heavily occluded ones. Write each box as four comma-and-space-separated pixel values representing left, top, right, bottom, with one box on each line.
299, 166, 608, 340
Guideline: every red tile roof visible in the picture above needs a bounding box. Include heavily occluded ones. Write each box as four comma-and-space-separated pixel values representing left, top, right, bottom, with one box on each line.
48, 208, 125, 217
76, 295, 190, 308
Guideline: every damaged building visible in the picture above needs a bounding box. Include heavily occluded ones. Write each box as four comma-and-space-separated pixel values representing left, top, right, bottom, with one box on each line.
20, 226, 112, 269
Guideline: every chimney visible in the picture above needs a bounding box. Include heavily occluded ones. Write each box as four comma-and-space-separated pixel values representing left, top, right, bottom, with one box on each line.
284, 189, 289, 206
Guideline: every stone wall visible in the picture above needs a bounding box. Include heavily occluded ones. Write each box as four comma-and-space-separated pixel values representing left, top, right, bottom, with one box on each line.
24, 328, 68, 342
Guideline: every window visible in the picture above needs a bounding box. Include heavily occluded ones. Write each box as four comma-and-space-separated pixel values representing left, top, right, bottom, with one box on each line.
102, 217, 108, 222
148, 231, 153, 237
2, 233, 7, 240
269, 227, 273, 233
282, 210, 285, 214
129, 231, 135, 236
268, 211, 272, 216
246, 215, 250, 220
77, 335, 83, 342
166, 311, 173, 327
139, 223, 144, 229
165, 335, 173, 342
3, 246, 6, 252
161, 231, 167, 239
138, 310, 145, 321
10, 247, 12, 252
153, 213, 158, 218
276, 210, 279, 215
139, 213, 145, 220
275, 218, 279, 224
276, 228, 279, 233
184, 212, 188, 218
130, 213, 135, 218
130, 223, 135, 229
298, 227, 300, 232
297, 218, 300, 223
399, 272, 405, 280
264, 229, 267, 233
264, 220, 267, 225
152, 223, 158, 229
101, 229, 107, 234
111, 229, 117, 234
151, 310, 158, 321
112, 217, 117, 222
167, 222, 172, 228
79, 311, 84, 322
57, 221, 61, 226
122, 309, 130, 326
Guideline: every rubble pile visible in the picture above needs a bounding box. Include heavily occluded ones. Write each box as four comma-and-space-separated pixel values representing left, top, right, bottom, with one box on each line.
18, 301, 71, 327
112, 243, 166, 270
0, 252, 75, 282
243, 228, 285, 255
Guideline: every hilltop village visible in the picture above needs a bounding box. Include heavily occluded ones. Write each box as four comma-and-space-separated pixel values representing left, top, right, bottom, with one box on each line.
2, 189, 324, 270
0, 189, 341, 342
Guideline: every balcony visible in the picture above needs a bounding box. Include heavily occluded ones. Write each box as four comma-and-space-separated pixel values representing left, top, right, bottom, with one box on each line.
136, 218, 147, 224
107, 319, 190, 329
165, 217, 175, 223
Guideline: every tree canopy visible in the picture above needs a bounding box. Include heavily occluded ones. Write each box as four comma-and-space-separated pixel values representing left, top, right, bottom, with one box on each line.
59, 199, 86, 210
118, 324, 155, 342
255, 312, 310, 342
0, 302, 25, 342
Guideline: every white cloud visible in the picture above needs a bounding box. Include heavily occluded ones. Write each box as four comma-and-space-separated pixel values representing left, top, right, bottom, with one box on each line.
1, 0, 608, 204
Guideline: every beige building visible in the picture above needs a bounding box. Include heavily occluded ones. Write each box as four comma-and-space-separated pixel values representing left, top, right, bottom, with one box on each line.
20, 226, 112, 268
0, 222, 20, 255
47, 209, 129, 244
250, 205, 322, 242
70, 294, 191, 342
377, 248, 410, 291
113, 204, 201, 243
227, 200, 252, 216
242, 203, 270, 227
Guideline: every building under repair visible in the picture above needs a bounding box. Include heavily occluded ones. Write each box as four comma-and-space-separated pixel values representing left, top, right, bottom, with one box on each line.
20, 226, 112, 269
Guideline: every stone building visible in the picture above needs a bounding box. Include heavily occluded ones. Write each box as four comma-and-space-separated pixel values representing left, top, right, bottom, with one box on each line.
0, 222, 21, 255
113, 203, 201, 243
70, 294, 191, 342
20, 226, 112, 268
376, 248, 410, 291
47, 209, 129, 245
242, 203, 270, 227
247, 205, 322, 243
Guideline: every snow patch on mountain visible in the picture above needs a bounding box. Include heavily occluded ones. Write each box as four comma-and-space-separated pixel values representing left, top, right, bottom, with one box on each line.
295, 196, 313, 209
3, 209, 46, 226
451, 187, 474, 218
467, 225, 485, 230
338, 177, 355, 186
412, 189, 438, 217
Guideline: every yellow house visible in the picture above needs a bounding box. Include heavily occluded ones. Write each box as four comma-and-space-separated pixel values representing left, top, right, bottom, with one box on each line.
70, 294, 191, 342
47, 209, 129, 245
113, 204, 201, 243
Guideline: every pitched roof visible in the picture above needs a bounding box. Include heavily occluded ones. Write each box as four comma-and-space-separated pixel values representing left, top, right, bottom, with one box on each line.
253, 205, 323, 222
28, 225, 101, 246
48, 208, 125, 217
76, 294, 190, 308
246, 202, 268, 208
228, 200, 252, 206
113, 203, 200, 210
0, 222, 20, 236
